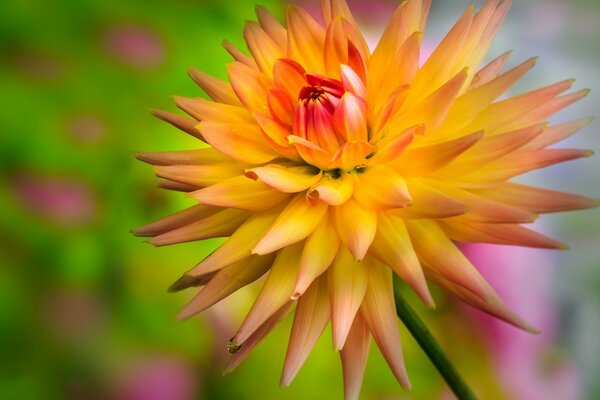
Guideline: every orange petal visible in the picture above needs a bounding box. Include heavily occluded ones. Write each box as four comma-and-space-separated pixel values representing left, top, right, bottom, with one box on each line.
328, 247, 368, 350
174, 96, 254, 124
198, 121, 278, 164
225, 302, 294, 373
470, 50, 512, 89
245, 164, 322, 193
524, 118, 593, 150
332, 199, 377, 261
177, 254, 275, 319
339, 311, 371, 400
153, 163, 243, 187
352, 165, 412, 211
222, 39, 258, 69
329, 141, 375, 171
227, 61, 272, 112
156, 179, 197, 192
151, 109, 205, 141
393, 131, 483, 176
252, 194, 328, 255
244, 21, 284, 76
273, 58, 307, 99
254, 110, 293, 148
472, 182, 598, 214
281, 275, 330, 386
369, 126, 417, 165
267, 87, 295, 126
188, 67, 241, 106
148, 208, 249, 247
187, 207, 284, 276
370, 214, 433, 307
132, 204, 220, 237
440, 221, 570, 250
136, 147, 235, 166
286, 6, 326, 74
360, 258, 411, 390
308, 172, 354, 206
391, 178, 468, 219
188, 175, 289, 211
405, 219, 493, 301
234, 242, 303, 345
288, 135, 332, 170
293, 217, 340, 298
340, 64, 366, 99
255, 5, 288, 51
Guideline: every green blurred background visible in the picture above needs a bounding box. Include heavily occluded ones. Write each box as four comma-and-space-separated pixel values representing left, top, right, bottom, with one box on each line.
1, 0, 599, 399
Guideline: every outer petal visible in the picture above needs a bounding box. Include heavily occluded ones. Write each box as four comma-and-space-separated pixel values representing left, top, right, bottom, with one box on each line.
199, 121, 279, 164
244, 21, 283, 76
339, 312, 371, 400
370, 214, 433, 307
148, 208, 249, 247
188, 67, 242, 106
153, 163, 243, 187
332, 199, 377, 261
132, 204, 220, 237
256, 5, 287, 50
286, 6, 326, 74
245, 164, 323, 193
174, 96, 254, 124
523, 118, 593, 151
405, 219, 493, 301
391, 178, 468, 219
189, 175, 289, 211
136, 147, 236, 166
233, 242, 303, 345
273, 58, 307, 99
469, 50, 512, 89
360, 258, 411, 390
252, 194, 328, 255
151, 109, 205, 141
177, 254, 275, 319
227, 61, 272, 112
328, 247, 368, 350
222, 39, 258, 69
281, 275, 330, 386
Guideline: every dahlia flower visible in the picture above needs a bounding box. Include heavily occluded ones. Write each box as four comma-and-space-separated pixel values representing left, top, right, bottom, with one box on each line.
135, 0, 596, 397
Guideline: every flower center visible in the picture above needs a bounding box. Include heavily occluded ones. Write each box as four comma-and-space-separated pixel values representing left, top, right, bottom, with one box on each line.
298, 85, 325, 102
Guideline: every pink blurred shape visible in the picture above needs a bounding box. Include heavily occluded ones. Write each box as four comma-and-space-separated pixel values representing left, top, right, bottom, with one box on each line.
101, 24, 166, 71
11, 173, 96, 226
460, 242, 580, 400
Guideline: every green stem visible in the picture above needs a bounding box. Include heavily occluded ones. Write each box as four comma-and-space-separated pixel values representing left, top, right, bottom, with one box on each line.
393, 276, 477, 400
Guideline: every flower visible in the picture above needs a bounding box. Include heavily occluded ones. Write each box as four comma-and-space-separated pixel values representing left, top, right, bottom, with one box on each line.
134, 0, 596, 398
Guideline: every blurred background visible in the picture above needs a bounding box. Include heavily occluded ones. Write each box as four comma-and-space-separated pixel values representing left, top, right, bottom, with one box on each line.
0, 0, 599, 399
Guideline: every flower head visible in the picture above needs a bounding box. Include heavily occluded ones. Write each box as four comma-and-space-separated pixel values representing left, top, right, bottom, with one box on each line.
135, 0, 596, 397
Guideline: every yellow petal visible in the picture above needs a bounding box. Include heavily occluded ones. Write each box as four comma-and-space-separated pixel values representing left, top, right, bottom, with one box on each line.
391, 178, 468, 219
256, 5, 288, 50
273, 58, 307, 99
329, 141, 375, 171
188, 67, 242, 106
339, 311, 371, 400
360, 258, 411, 390
254, 110, 293, 148
149, 208, 249, 247
245, 164, 322, 193
332, 199, 377, 261
188, 175, 289, 211
234, 242, 303, 345
293, 217, 340, 298
177, 254, 275, 319
307, 172, 354, 206
252, 194, 328, 255
198, 121, 279, 164
370, 214, 433, 307
281, 275, 330, 386
328, 247, 368, 350
187, 207, 284, 276
136, 147, 234, 166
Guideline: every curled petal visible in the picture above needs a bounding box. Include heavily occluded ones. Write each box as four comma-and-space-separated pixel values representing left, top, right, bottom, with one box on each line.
252, 194, 328, 255
288, 135, 332, 170
245, 164, 323, 193
340, 64, 366, 99
333, 93, 368, 142
308, 173, 354, 206
328, 247, 368, 350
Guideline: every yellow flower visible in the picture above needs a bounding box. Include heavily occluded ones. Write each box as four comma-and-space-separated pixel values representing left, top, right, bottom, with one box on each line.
135, 0, 596, 397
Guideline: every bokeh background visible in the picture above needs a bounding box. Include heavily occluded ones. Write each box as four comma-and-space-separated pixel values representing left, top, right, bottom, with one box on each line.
1, 0, 599, 399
